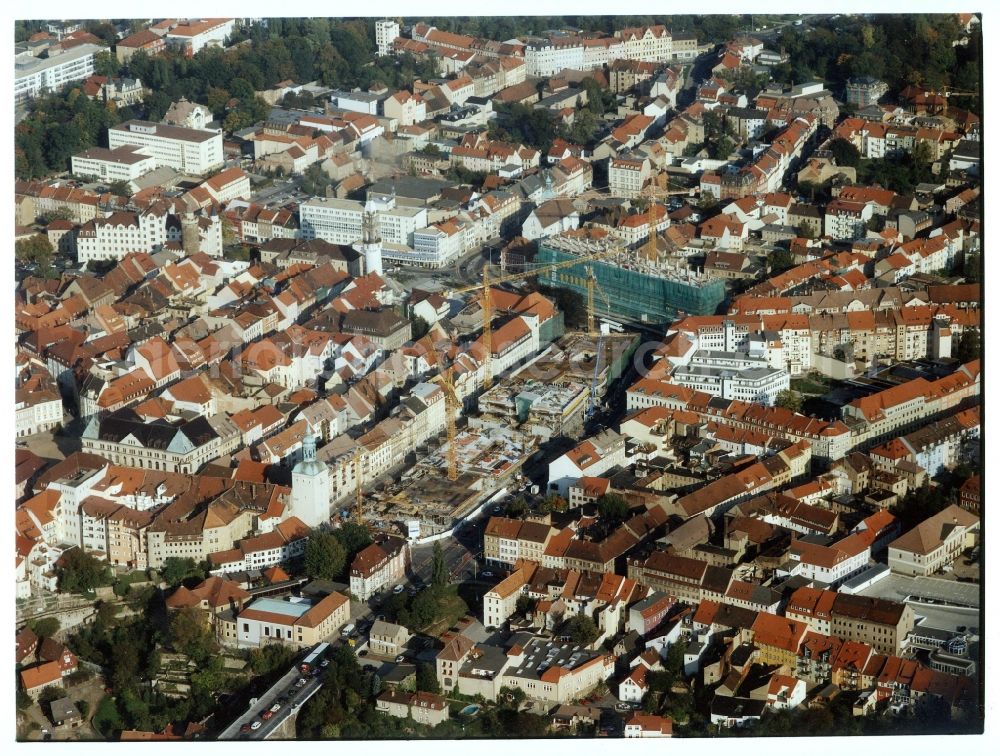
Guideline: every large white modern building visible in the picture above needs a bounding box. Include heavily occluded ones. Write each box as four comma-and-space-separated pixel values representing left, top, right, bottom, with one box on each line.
71, 145, 157, 183
14, 43, 103, 105
108, 120, 224, 175
300, 194, 427, 247
670, 351, 789, 406
375, 20, 401, 57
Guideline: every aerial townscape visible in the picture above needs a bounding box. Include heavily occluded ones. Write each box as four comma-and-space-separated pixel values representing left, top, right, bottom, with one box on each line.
13, 12, 983, 743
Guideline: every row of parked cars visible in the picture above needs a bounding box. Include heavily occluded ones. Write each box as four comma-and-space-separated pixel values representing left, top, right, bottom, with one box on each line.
239, 659, 331, 736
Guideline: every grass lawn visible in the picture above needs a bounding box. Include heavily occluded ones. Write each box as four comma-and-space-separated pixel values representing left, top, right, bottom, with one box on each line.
790, 376, 831, 395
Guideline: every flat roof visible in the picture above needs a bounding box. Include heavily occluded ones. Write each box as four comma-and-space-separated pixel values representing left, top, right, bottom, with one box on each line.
246, 596, 313, 618
111, 120, 219, 144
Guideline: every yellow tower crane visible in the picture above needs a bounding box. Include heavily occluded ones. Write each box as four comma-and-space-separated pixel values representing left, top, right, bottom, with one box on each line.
442, 365, 460, 482
450, 246, 622, 370
642, 174, 691, 261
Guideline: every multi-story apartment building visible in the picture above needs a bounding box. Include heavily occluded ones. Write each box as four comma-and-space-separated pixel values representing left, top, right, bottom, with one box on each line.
15, 43, 103, 105
349, 536, 410, 600
608, 157, 650, 198
375, 20, 401, 57
829, 594, 916, 656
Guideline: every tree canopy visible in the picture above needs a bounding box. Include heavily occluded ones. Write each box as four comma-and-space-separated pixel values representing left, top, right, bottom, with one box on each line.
57, 549, 113, 594
564, 614, 599, 646
304, 531, 348, 580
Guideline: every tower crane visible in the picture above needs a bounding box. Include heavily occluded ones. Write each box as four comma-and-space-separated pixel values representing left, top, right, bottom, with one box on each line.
642, 173, 690, 262
449, 245, 622, 385
441, 365, 460, 482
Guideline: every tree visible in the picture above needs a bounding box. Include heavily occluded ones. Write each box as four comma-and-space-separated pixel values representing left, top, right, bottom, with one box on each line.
108, 180, 132, 198
26, 616, 60, 639
304, 531, 347, 580
955, 329, 980, 363
564, 614, 599, 646
431, 541, 448, 590
774, 390, 803, 413
416, 662, 440, 694
160, 557, 203, 587
515, 595, 536, 616
829, 138, 861, 168
39, 685, 68, 707
168, 608, 216, 663
544, 494, 568, 512
76, 700, 91, 718
411, 315, 430, 341
333, 522, 373, 557
768, 248, 796, 274
15, 234, 55, 272
507, 496, 528, 518
596, 493, 630, 523
57, 549, 113, 594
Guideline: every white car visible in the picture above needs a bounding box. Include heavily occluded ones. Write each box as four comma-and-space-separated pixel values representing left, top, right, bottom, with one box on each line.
393, 584, 405, 594
251, 721, 262, 730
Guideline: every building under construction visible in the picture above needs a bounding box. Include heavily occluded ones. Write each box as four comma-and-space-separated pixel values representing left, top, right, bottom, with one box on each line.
537, 235, 726, 324
474, 331, 640, 440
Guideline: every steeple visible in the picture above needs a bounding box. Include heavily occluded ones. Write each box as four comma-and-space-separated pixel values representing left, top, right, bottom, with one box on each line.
302, 431, 317, 462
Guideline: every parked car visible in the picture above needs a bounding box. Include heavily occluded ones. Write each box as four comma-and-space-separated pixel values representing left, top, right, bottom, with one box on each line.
395, 654, 406, 663
320, 659, 330, 668
481, 571, 494, 578
358, 649, 369, 657
251, 721, 262, 730
393, 585, 405, 594
296, 677, 307, 687
270, 703, 281, 712
261, 711, 274, 721
240, 724, 252, 733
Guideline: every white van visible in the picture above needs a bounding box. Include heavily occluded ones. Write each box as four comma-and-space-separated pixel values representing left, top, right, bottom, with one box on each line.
341, 623, 355, 637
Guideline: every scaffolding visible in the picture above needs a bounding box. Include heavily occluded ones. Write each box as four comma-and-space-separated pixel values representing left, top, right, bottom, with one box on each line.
537, 237, 726, 323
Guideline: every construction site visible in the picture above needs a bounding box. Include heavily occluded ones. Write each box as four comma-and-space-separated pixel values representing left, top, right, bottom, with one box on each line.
474, 331, 640, 441
537, 235, 727, 323
368, 426, 533, 536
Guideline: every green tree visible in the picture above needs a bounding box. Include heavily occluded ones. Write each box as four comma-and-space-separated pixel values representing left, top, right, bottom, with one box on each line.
168, 607, 216, 663
26, 616, 60, 639
92, 696, 123, 737
768, 247, 796, 274
15, 234, 55, 272
416, 662, 441, 694
954, 329, 980, 363
596, 493, 630, 523
57, 549, 113, 594
411, 315, 430, 340
829, 138, 861, 167
76, 700, 91, 718
108, 179, 132, 198
564, 614, 599, 646
160, 557, 203, 587
515, 595, 536, 616
304, 531, 347, 580
333, 522, 374, 557
774, 389, 803, 413
507, 496, 528, 518
39, 685, 68, 707
431, 541, 448, 590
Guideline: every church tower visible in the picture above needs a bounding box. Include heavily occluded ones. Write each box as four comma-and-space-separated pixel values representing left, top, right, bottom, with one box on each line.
290, 432, 332, 528
356, 200, 383, 276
